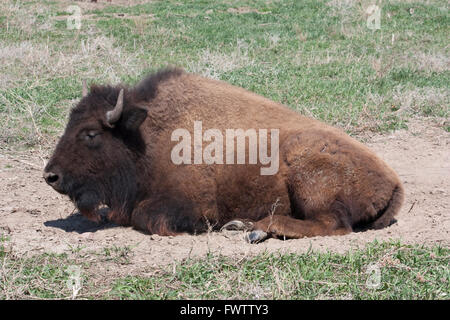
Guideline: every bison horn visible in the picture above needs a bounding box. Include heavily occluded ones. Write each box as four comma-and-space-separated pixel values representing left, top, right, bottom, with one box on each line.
82, 79, 88, 97
106, 89, 124, 125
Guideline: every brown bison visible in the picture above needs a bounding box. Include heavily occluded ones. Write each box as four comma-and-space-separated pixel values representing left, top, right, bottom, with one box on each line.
43, 68, 404, 243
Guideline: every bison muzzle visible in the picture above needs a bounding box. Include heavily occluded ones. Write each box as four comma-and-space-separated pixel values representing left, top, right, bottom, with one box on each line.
43, 68, 404, 243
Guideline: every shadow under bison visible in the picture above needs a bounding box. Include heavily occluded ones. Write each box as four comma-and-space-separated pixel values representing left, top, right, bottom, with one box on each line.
44, 209, 116, 234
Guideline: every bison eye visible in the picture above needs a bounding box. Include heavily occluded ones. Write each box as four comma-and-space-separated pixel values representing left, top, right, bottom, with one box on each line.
82, 130, 102, 148
83, 130, 101, 144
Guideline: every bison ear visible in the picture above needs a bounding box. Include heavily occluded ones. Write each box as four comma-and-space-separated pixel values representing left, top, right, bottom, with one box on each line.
119, 107, 148, 131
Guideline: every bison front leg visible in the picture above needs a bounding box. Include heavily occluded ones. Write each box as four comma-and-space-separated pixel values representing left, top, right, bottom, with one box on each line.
129, 199, 179, 236
129, 198, 208, 236
247, 215, 352, 243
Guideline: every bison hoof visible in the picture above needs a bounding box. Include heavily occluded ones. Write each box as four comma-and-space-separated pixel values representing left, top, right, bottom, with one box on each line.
221, 220, 253, 232
245, 230, 268, 244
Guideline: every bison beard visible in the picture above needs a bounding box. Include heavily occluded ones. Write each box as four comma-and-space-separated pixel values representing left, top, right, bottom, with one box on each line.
43, 68, 404, 243
71, 164, 138, 225
74, 189, 103, 222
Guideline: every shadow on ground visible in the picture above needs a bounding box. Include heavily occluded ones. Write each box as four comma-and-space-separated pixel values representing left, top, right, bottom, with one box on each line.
44, 212, 117, 234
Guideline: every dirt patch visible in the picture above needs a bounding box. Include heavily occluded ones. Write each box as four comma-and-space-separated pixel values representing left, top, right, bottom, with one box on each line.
0, 118, 449, 269
226, 7, 272, 15
60, 0, 153, 10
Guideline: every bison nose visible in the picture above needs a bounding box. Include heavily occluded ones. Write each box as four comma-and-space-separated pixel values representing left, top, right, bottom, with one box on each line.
43, 171, 59, 186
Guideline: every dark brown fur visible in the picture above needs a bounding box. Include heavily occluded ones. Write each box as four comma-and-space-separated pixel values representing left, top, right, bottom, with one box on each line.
44, 68, 404, 240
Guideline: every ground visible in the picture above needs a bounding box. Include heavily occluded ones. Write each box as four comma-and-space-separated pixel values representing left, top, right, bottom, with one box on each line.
0, 0, 448, 299
1, 118, 448, 269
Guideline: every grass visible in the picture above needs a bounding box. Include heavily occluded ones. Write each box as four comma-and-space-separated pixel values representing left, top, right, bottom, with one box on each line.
0, 0, 448, 300
0, 237, 448, 300
110, 241, 450, 300
0, 0, 448, 147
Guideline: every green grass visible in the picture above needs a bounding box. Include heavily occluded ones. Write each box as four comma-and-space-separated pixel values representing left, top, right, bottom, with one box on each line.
110, 241, 449, 300
1, 237, 448, 300
0, 0, 448, 146
0, 0, 448, 300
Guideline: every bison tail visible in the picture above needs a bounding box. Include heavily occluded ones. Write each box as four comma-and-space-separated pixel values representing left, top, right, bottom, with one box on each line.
368, 184, 404, 230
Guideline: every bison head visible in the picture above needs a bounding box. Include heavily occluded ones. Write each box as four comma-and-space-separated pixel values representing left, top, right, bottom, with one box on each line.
43, 82, 148, 223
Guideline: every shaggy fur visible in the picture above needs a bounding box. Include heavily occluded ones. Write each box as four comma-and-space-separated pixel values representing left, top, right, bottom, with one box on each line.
44, 68, 404, 240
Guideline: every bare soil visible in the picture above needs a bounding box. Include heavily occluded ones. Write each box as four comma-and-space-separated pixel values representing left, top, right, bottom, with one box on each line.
0, 118, 449, 268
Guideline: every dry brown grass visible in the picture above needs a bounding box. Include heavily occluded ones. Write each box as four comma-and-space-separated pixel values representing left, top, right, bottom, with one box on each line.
413, 51, 449, 74
0, 35, 146, 89
392, 85, 449, 116
187, 41, 255, 79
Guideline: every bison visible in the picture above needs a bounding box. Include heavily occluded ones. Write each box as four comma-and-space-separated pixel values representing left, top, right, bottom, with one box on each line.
43, 68, 404, 243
